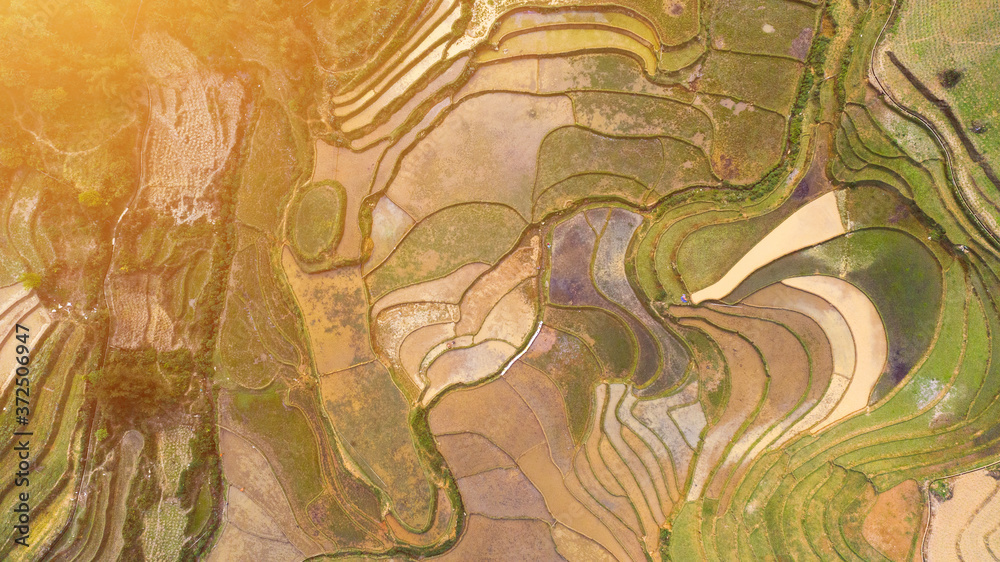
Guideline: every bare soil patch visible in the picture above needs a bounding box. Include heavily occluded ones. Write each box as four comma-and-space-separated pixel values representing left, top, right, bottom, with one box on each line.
423, 340, 518, 405
518, 443, 629, 562
926, 470, 1000, 562
387, 93, 573, 221
504, 362, 576, 473
429, 378, 545, 458
457, 467, 552, 521
372, 262, 488, 320
862, 479, 923, 561
431, 515, 562, 561
281, 251, 372, 374
436, 432, 516, 478
219, 428, 325, 556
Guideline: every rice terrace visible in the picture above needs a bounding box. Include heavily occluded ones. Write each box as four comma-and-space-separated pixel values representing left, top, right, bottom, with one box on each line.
1, 0, 999, 559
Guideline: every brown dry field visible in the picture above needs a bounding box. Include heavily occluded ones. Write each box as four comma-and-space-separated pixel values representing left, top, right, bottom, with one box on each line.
862, 479, 923, 561
423, 339, 517, 404
622, 424, 673, 516
371, 262, 488, 320
471, 280, 538, 345
430, 369, 638, 562
208, 516, 303, 562
518, 443, 630, 562
400, 323, 455, 388
431, 368, 640, 555
429, 378, 545, 458
627, 411, 691, 496
574, 450, 645, 552
670, 402, 707, 450
455, 241, 540, 336
504, 362, 576, 472
693, 306, 810, 418
691, 192, 846, 303
552, 522, 617, 562
457, 467, 553, 521
566, 459, 647, 561
727, 301, 834, 410
574, 450, 645, 554
745, 283, 855, 377
598, 436, 660, 551
696, 306, 810, 502
226, 486, 295, 544
365, 195, 415, 273
431, 515, 562, 561
958, 472, 1000, 561
219, 428, 324, 556
436, 433, 516, 478
783, 275, 887, 432
282, 249, 373, 374
744, 283, 857, 444
620, 391, 682, 502
926, 470, 1000, 562
584, 386, 627, 498
728, 302, 837, 468
387, 92, 574, 222
420, 334, 473, 372
374, 301, 458, 381
368, 97, 451, 196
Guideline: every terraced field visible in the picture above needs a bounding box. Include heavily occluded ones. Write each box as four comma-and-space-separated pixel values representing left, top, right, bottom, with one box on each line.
2, 0, 1000, 559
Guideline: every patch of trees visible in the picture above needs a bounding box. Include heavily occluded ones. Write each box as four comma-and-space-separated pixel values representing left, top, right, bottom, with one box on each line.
938, 68, 963, 89
0, 1, 143, 168
0, 0, 330, 178
89, 348, 194, 425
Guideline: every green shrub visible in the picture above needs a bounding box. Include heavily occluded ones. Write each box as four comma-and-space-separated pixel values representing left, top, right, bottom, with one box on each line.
929, 479, 953, 501
18, 272, 41, 290
78, 190, 105, 208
